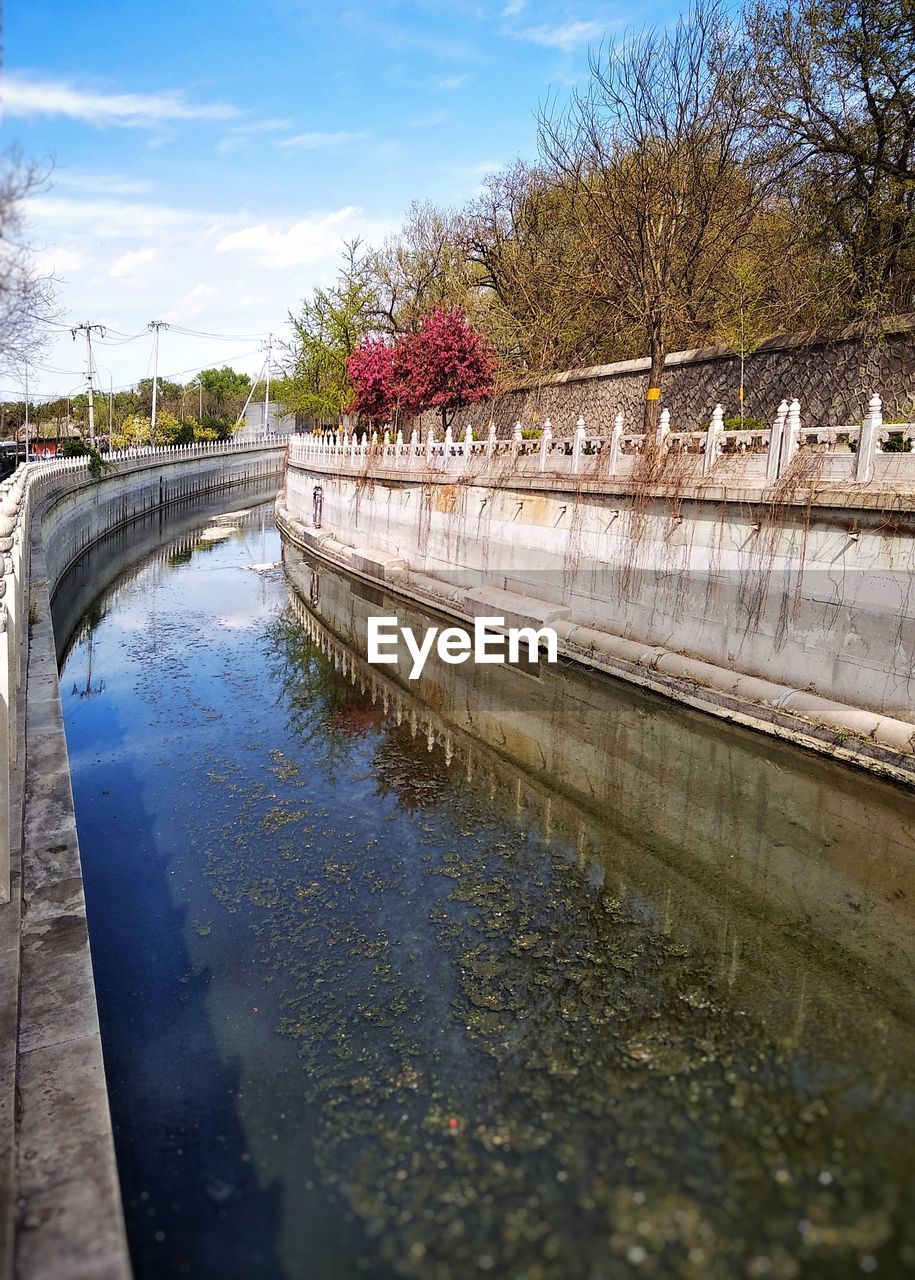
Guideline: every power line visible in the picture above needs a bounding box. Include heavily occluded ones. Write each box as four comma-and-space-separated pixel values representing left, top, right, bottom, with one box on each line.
165, 323, 271, 341
25, 309, 273, 343
94, 328, 149, 346
4, 346, 264, 401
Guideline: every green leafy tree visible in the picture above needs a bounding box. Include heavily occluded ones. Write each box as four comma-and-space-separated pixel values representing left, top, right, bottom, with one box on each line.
198, 367, 251, 419
282, 240, 377, 425
59, 437, 109, 478
112, 413, 152, 449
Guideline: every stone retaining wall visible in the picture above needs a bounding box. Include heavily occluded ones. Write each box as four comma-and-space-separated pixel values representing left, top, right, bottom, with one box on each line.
413, 315, 915, 435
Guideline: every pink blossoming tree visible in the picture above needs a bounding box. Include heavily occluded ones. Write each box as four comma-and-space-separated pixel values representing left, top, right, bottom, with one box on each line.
393, 309, 498, 430
348, 310, 497, 432
346, 338, 396, 425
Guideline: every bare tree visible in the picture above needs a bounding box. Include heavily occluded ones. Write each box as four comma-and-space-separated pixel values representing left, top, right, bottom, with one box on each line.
748, 0, 915, 315
463, 160, 619, 375
368, 202, 478, 337
0, 150, 54, 376
539, 2, 768, 430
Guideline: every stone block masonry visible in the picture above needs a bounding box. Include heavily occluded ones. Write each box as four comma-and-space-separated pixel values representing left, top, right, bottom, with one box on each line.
411, 314, 915, 436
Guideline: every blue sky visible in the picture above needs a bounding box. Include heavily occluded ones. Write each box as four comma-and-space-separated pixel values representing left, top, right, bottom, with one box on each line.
3, 0, 663, 397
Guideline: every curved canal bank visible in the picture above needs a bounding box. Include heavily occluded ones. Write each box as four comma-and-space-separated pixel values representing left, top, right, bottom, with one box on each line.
48, 496, 915, 1279
0, 445, 283, 1280
279, 443, 915, 785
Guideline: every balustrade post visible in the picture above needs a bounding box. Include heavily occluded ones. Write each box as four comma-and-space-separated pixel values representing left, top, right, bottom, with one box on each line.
410, 429, 418, 467
539, 419, 552, 473
856, 393, 882, 484
462, 424, 473, 466
443, 424, 453, 468
657, 407, 671, 450
702, 404, 724, 476
766, 400, 789, 484
512, 421, 523, 468
425, 425, 435, 466
608, 412, 624, 475
781, 398, 801, 473
486, 422, 496, 465
571, 415, 586, 475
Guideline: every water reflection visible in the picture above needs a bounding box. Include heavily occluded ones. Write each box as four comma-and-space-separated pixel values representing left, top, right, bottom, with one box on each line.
273, 544, 915, 1279
57, 501, 915, 1280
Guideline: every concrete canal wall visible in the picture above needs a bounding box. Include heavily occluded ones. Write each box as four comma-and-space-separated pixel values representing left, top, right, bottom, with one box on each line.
280, 417, 915, 784
0, 441, 284, 1280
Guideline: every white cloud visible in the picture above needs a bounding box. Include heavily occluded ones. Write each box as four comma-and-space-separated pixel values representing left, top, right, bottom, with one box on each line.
431, 74, 469, 91
161, 283, 217, 323
216, 208, 364, 269
28, 195, 205, 239
109, 248, 158, 279
513, 20, 604, 51
35, 247, 86, 277
53, 171, 153, 196
502, 0, 527, 14
408, 110, 450, 128
20, 188, 397, 397
214, 118, 294, 154
275, 130, 368, 150
2, 73, 239, 127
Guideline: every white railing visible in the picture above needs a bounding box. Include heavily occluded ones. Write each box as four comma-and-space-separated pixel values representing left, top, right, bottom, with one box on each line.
288, 395, 912, 487
0, 433, 287, 900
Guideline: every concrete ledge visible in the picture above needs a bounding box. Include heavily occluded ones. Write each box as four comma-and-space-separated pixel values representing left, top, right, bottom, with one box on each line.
351, 547, 405, 582
458, 586, 571, 632
15, 525, 130, 1280
2, 447, 284, 1280
288, 453, 915, 513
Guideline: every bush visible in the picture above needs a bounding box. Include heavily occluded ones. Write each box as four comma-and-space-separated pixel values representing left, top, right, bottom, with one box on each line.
59, 438, 109, 479
721, 415, 766, 431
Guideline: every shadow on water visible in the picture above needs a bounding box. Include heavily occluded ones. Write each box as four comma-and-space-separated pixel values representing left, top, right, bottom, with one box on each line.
54, 489, 915, 1280
54, 490, 289, 1280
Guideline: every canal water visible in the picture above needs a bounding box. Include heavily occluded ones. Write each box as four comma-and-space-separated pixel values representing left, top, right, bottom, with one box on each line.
56, 498, 915, 1280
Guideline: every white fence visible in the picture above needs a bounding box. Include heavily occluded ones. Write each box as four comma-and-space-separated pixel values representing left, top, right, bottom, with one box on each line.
0, 435, 286, 901
289, 395, 913, 487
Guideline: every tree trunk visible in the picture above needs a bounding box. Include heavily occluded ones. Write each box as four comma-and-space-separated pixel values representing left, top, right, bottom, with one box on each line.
642, 326, 666, 436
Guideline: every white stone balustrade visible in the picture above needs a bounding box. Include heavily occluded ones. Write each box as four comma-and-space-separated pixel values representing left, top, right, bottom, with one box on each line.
288, 396, 909, 490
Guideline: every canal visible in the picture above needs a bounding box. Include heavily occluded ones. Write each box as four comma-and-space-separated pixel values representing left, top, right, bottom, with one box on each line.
55, 496, 915, 1280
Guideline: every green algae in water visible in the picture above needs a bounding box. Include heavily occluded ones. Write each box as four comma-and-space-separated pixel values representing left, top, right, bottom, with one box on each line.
60, 516, 915, 1280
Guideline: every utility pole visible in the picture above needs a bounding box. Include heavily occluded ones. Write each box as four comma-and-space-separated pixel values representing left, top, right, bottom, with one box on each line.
263, 333, 273, 436
23, 360, 29, 464
198, 377, 203, 423
148, 321, 169, 445
71, 322, 106, 447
